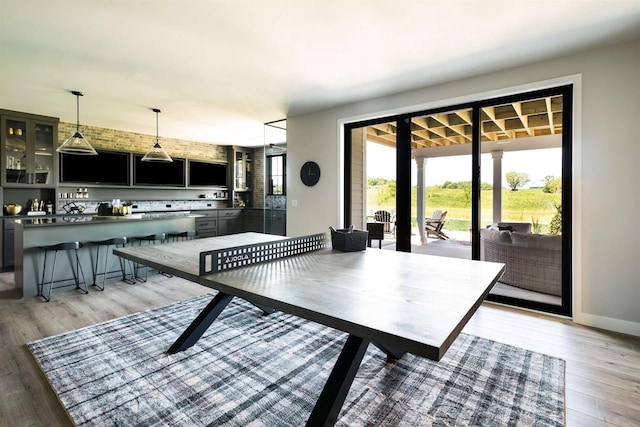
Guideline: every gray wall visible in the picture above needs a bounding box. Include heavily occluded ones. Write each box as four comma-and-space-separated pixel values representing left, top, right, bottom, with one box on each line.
286, 38, 640, 336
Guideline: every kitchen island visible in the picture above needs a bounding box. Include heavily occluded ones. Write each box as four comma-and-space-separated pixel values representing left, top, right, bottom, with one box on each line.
14, 212, 199, 298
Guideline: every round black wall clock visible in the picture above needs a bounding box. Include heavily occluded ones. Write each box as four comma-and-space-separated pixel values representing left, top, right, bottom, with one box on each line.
300, 161, 321, 186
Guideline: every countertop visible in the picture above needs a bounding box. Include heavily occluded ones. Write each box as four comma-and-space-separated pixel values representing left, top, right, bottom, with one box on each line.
8, 207, 286, 228
14, 211, 202, 227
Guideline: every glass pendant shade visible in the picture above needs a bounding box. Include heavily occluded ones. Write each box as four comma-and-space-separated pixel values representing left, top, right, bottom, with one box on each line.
141, 141, 173, 162
57, 91, 98, 155
57, 130, 98, 155
142, 108, 172, 162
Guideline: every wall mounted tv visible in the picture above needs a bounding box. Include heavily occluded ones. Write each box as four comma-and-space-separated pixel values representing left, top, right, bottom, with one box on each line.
133, 155, 185, 187
188, 160, 228, 187
60, 150, 130, 185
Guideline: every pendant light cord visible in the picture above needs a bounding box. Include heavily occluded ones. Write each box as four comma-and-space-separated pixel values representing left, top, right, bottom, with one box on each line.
152, 108, 161, 144
71, 90, 84, 132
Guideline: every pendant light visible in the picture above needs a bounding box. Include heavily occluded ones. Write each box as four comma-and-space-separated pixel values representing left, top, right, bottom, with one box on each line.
56, 91, 98, 155
142, 108, 172, 162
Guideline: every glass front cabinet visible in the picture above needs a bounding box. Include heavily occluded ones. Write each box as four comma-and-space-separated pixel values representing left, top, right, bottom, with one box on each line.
1, 110, 58, 187
229, 146, 253, 207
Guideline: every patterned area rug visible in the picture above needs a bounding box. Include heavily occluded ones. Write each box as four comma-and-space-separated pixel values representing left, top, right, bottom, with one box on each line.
28, 294, 565, 426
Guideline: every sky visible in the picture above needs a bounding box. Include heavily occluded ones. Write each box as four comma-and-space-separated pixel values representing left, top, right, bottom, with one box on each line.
366, 142, 562, 188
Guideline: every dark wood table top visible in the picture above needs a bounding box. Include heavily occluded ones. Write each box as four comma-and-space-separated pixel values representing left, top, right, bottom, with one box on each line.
114, 232, 505, 361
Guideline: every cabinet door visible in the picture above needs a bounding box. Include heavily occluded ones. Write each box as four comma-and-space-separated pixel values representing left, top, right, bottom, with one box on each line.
2, 113, 56, 186
4, 118, 28, 184
268, 211, 286, 236
196, 217, 218, 238
33, 122, 54, 184
230, 147, 254, 207
218, 209, 242, 235
243, 211, 264, 233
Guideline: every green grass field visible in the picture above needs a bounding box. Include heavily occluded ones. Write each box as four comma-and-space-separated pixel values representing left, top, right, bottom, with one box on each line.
367, 186, 561, 233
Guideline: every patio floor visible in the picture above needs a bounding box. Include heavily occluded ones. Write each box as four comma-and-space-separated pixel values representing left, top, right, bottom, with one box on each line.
378, 229, 562, 306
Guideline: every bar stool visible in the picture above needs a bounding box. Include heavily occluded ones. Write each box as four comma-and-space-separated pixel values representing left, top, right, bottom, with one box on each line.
90, 237, 133, 290
38, 241, 88, 302
168, 230, 196, 242
133, 233, 167, 282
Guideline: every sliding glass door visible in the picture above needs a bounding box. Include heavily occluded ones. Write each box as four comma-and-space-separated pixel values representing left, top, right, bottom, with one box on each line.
344, 85, 572, 316
478, 92, 569, 313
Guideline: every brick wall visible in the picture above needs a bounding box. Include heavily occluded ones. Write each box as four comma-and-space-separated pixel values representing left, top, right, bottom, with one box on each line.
252, 147, 265, 207
58, 122, 227, 162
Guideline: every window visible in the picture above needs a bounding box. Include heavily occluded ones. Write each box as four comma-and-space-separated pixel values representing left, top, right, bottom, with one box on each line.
267, 154, 286, 195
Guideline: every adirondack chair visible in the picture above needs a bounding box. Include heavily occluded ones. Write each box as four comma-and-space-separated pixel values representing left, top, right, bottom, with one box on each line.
425, 210, 449, 240
374, 210, 393, 233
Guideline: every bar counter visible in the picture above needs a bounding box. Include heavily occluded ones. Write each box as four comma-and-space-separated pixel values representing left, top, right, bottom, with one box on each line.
14, 212, 199, 298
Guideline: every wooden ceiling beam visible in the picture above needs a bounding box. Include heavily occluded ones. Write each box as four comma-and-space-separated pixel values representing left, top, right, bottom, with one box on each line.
412, 117, 429, 131
455, 109, 472, 124
545, 97, 556, 134
512, 102, 534, 136
483, 107, 515, 139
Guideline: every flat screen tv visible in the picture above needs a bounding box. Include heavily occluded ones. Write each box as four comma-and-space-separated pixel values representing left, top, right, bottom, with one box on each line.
188, 160, 228, 187
133, 155, 185, 187
59, 150, 130, 185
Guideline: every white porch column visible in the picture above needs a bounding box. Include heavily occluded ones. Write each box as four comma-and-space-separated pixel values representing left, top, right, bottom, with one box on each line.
415, 156, 427, 245
491, 150, 503, 223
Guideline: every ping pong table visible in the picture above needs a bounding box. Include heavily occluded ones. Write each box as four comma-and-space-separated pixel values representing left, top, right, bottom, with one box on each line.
114, 232, 505, 426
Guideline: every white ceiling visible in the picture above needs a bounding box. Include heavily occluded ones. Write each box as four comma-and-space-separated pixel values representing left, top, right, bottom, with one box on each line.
1, 1, 640, 147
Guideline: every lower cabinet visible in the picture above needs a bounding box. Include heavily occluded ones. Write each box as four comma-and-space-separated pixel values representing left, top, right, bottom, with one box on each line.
243, 209, 264, 233
195, 210, 218, 238
218, 209, 243, 235
267, 210, 286, 236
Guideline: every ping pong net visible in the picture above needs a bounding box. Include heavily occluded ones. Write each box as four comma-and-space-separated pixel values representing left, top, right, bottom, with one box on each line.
198, 233, 326, 276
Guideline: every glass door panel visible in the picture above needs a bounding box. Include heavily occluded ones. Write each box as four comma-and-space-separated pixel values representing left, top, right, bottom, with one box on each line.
346, 122, 397, 247
479, 95, 564, 307
364, 122, 396, 246
33, 123, 54, 184
411, 108, 472, 258
5, 119, 28, 183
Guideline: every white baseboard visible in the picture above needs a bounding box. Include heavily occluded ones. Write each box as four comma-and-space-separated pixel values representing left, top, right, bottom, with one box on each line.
574, 312, 640, 338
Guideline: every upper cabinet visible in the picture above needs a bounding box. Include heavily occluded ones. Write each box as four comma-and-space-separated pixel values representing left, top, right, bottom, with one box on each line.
1, 110, 58, 187
230, 146, 253, 207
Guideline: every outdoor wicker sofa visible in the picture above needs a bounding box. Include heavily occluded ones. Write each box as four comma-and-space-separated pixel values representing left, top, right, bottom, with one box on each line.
480, 223, 562, 296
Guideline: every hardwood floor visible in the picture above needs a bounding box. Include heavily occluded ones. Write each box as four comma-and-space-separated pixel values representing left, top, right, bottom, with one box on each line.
0, 272, 638, 426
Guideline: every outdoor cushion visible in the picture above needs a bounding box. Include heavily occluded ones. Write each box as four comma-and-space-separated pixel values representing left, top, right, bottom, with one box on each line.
480, 228, 512, 244
511, 232, 562, 250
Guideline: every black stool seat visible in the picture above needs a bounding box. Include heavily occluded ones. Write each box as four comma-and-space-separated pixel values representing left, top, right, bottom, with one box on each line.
38, 241, 87, 302
40, 241, 82, 251
92, 237, 128, 246
168, 230, 196, 241
90, 237, 132, 289
136, 233, 166, 242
